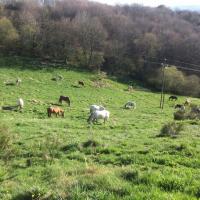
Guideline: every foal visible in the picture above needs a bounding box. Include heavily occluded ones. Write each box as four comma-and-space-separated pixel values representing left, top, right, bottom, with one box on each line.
59, 96, 70, 106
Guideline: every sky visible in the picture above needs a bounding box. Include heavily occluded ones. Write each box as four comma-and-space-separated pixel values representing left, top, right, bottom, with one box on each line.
88, 0, 200, 8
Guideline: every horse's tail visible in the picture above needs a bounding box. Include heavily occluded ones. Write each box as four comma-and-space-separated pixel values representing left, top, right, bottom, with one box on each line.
68, 98, 70, 106
60, 110, 64, 117
47, 107, 51, 117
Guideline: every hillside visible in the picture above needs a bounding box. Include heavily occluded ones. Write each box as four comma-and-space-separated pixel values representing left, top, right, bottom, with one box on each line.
1, 0, 200, 97
0, 60, 200, 199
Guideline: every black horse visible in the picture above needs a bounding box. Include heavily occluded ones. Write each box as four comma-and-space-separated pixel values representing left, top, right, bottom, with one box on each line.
78, 81, 84, 86
59, 95, 70, 106
169, 95, 178, 101
175, 104, 185, 110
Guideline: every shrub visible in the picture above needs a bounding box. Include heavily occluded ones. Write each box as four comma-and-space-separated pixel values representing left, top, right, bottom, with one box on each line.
82, 140, 100, 148
159, 122, 184, 137
41, 134, 62, 165
13, 186, 46, 200
158, 176, 185, 192
120, 168, 139, 182
174, 110, 186, 120
148, 66, 200, 97
174, 104, 200, 120
0, 125, 16, 163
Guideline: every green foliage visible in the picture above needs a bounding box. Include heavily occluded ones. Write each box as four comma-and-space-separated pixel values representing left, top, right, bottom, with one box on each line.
149, 66, 200, 97
158, 176, 185, 192
0, 17, 19, 48
120, 168, 140, 182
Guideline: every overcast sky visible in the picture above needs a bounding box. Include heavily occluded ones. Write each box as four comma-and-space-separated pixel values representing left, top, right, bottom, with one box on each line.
89, 0, 200, 8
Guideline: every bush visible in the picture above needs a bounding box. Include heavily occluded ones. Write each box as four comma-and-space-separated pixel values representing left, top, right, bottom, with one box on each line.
0, 125, 16, 162
13, 186, 46, 200
174, 104, 200, 120
159, 122, 184, 137
82, 140, 100, 148
158, 176, 185, 192
148, 66, 200, 97
120, 168, 139, 182
174, 110, 186, 120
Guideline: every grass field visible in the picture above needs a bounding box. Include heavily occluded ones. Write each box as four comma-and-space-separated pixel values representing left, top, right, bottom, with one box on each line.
0, 58, 200, 200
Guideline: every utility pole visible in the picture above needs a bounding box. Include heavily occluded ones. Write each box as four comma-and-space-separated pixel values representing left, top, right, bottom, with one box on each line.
160, 59, 167, 109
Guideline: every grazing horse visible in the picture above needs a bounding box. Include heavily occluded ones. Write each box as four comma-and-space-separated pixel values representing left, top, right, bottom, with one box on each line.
59, 96, 70, 106
16, 78, 22, 86
124, 101, 136, 109
90, 105, 105, 113
169, 95, 178, 101
88, 109, 110, 124
47, 107, 64, 117
78, 81, 84, 86
175, 104, 185, 110
17, 98, 24, 109
184, 98, 191, 106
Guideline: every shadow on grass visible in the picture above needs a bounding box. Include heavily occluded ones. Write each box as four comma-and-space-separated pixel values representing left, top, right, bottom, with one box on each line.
1, 105, 18, 111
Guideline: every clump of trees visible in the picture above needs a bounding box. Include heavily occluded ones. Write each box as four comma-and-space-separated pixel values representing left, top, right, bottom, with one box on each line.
148, 66, 200, 96
1, 0, 200, 96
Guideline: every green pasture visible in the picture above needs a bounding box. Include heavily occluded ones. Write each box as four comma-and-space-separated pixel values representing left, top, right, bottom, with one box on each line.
0, 60, 200, 199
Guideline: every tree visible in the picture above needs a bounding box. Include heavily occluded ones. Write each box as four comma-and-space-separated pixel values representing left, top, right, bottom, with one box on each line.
73, 12, 107, 71
0, 17, 19, 52
18, 11, 38, 55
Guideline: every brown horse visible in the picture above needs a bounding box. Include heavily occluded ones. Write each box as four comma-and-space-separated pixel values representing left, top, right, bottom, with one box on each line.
78, 81, 84, 86
59, 95, 70, 106
47, 107, 64, 117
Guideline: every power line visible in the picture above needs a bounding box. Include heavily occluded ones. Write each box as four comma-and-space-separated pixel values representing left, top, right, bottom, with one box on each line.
144, 56, 200, 69
143, 59, 200, 73
176, 65, 200, 73
165, 58, 200, 69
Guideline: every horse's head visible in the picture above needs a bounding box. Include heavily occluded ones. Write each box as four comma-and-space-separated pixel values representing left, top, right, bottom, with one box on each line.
99, 105, 105, 110
60, 110, 64, 117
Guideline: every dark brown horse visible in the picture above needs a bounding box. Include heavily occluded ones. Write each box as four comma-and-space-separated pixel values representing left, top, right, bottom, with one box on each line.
47, 107, 64, 117
59, 95, 70, 106
78, 81, 84, 86
169, 95, 178, 101
175, 104, 185, 110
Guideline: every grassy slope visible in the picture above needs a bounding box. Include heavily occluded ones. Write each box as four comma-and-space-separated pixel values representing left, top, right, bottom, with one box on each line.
0, 61, 200, 199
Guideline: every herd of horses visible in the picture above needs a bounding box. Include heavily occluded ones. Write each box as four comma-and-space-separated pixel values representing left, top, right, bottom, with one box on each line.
48, 96, 112, 124
47, 94, 190, 123
9, 81, 192, 125
169, 95, 191, 111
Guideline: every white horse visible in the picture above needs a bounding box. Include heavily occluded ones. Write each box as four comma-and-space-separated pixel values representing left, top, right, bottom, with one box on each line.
88, 109, 110, 124
90, 104, 105, 113
17, 98, 24, 109
184, 98, 191, 106
124, 101, 136, 109
16, 78, 22, 86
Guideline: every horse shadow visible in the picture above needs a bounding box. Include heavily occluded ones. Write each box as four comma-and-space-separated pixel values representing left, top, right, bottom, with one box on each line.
1, 105, 18, 111
71, 84, 82, 88
50, 103, 62, 106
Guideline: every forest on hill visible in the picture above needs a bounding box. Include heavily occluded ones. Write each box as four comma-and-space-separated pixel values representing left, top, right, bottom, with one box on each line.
1, 0, 200, 96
